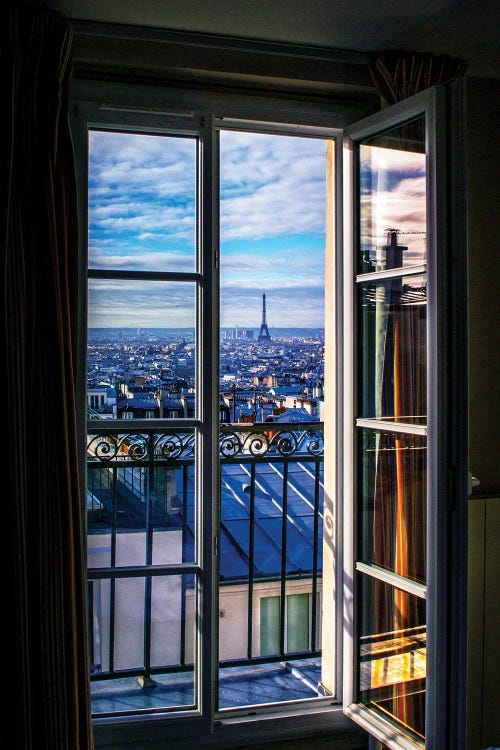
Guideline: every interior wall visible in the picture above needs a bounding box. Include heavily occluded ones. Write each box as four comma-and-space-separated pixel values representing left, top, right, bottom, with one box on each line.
466, 75, 500, 750
467, 76, 500, 496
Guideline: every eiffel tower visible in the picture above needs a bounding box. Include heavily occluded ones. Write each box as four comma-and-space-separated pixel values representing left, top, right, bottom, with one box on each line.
258, 293, 271, 341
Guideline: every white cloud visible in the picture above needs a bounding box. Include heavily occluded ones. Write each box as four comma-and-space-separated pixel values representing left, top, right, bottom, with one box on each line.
88, 129, 328, 325
220, 131, 326, 241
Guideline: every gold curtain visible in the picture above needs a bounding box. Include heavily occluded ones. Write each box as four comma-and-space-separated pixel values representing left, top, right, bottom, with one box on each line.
2, 6, 93, 749
369, 49, 468, 106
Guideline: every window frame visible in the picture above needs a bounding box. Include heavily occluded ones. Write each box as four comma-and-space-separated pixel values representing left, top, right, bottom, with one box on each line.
341, 85, 468, 750
74, 101, 219, 742
72, 78, 467, 750
72, 81, 357, 748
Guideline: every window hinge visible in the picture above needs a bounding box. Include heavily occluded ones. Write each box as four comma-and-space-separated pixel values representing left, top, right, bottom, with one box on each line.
214, 536, 219, 556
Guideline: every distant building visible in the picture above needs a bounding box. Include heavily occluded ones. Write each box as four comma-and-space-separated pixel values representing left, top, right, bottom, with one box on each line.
258, 293, 271, 341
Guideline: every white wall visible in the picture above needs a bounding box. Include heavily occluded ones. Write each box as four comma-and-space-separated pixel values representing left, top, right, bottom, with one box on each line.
89, 532, 321, 669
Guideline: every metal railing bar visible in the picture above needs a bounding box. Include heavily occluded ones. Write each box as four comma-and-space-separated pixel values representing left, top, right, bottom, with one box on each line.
180, 465, 189, 666
87, 453, 320, 470
216, 453, 320, 466
142, 441, 156, 681
311, 461, 320, 651
109, 466, 118, 674
247, 463, 256, 660
90, 663, 196, 681
87, 455, 320, 470
279, 463, 288, 656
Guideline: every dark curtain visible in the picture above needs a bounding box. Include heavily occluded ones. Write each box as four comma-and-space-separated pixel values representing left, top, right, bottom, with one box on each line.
1, 6, 93, 749
369, 49, 468, 106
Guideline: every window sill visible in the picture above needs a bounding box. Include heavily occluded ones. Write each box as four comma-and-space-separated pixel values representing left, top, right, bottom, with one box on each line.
93, 702, 366, 749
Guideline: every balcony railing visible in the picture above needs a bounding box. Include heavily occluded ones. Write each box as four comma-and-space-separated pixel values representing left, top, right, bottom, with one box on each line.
86, 420, 324, 692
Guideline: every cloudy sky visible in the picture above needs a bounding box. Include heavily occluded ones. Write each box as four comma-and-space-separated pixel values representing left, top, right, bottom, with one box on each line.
88, 128, 426, 329
88, 129, 327, 329
360, 144, 426, 267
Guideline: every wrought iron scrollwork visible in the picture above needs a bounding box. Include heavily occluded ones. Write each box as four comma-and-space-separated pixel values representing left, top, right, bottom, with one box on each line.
219, 425, 323, 459
304, 430, 324, 456
154, 432, 195, 459
87, 423, 324, 463
87, 433, 148, 462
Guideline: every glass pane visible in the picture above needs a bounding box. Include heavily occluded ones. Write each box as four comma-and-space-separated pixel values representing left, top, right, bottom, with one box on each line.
217, 129, 328, 710
219, 128, 326, 342
358, 429, 426, 583
89, 574, 197, 714
286, 593, 309, 653
87, 279, 196, 418
358, 575, 426, 740
87, 429, 196, 566
358, 274, 426, 423
88, 130, 197, 272
359, 117, 426, 273
260, 596, 280, 656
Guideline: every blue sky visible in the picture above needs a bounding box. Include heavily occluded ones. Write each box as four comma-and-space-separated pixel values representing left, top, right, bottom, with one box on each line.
88, 129, 327, 328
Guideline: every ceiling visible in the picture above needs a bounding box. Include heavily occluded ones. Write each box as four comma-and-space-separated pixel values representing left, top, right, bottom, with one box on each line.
42, 0, 500, 78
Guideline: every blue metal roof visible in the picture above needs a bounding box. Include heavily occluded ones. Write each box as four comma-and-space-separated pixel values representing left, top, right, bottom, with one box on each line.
87, 435, 323, 583
117, 396, 158, 409
179, 460, 323, 582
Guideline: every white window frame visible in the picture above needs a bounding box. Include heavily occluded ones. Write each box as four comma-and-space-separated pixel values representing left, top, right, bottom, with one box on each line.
72, 76, 467, 750
341, 85, 468, 750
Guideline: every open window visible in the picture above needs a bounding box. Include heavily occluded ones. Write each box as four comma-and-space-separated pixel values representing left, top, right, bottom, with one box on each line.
73, 81, 467, 749
341, 86, 468, 749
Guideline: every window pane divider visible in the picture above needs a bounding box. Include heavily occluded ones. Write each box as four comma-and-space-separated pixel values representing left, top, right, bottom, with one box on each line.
88, 269, 201, 282
88, 563, 201, 579
355, 562, 426, 599
355, 418, 427, 436
355, 263, 426, 283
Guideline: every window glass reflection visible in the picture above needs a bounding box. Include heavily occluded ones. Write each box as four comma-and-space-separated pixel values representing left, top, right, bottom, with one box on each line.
358, 429, 426, 583
358, 274, 426, 422
359, 117, 426, 272
359, 575, 426, 739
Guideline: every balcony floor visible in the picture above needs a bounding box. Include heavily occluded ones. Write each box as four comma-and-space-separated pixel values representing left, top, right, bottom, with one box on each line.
91, 658, 323, 716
